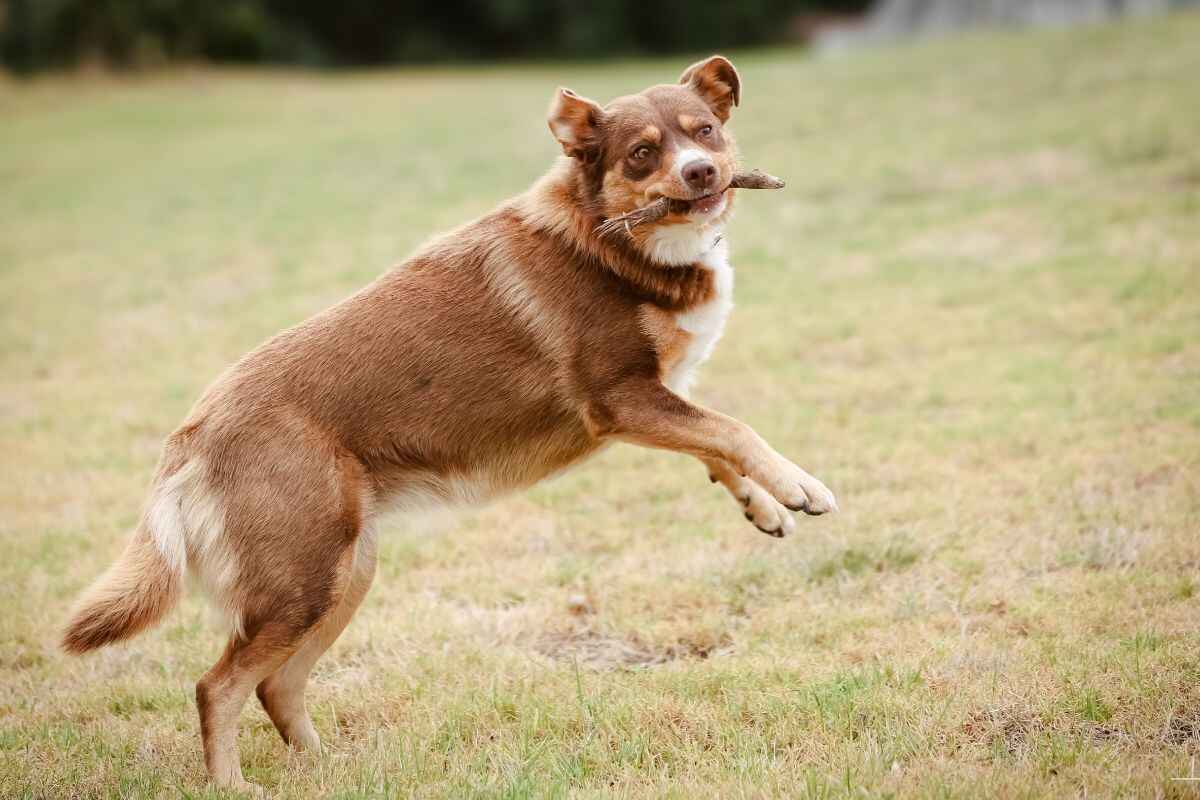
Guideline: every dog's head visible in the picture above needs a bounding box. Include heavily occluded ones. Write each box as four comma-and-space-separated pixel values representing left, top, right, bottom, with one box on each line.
547, 56, 741, 263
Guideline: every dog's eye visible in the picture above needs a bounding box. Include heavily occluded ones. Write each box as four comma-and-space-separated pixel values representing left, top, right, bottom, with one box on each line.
698, 125, 714, 138
631, 145, 652, 160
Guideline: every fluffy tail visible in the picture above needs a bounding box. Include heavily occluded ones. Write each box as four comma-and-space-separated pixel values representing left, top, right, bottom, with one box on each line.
61, 520, 183, 654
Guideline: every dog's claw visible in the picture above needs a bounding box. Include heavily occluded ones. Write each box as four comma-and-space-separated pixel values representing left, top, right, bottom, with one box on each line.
801, 482, 839, 515
755, 523, 785, 538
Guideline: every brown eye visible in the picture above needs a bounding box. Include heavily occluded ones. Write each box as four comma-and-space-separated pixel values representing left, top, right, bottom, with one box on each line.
699, 125, 714, 138
631, 145, 651, 160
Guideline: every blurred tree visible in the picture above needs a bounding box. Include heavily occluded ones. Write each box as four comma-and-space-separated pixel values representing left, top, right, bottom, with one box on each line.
0, 0, 869, 73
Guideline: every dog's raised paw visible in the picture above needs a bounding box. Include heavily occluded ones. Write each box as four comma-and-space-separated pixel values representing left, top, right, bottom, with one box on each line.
741, 483, 795, 537
801, 480, 838, 515
771, 463, 837, 517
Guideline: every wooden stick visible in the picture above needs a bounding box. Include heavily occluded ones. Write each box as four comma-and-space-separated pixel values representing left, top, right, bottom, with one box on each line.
595, 169, 785, 240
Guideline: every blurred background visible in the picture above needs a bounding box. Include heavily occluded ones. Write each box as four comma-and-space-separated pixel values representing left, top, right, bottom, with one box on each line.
3, 1, 1198, 798
4, 0, 1199, 72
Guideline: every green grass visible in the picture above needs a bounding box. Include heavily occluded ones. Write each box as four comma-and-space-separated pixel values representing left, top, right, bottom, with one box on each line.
2, 12, 1200, 799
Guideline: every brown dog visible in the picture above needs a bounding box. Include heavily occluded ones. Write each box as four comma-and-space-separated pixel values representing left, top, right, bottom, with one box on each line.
62, 56, 836, 792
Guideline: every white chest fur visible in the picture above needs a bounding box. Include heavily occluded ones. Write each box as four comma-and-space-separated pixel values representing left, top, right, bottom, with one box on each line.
662, 236, 734, 396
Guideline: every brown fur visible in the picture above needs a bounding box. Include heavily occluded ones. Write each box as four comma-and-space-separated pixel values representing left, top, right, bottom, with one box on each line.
61, 55, 836, 792
61, 521, 182, 654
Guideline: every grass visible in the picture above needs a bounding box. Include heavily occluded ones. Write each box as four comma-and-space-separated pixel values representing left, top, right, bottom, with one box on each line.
2, 12, 1199, 799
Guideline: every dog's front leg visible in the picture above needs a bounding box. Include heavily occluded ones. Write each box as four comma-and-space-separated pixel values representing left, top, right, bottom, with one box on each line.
591, 379, 837, 518
703, 458, 795, 537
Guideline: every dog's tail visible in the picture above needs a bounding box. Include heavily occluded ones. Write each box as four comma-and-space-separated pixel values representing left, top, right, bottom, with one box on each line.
61, 516, 184, 654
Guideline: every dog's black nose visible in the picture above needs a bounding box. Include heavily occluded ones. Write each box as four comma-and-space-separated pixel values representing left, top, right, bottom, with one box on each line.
682, 159, 717, 191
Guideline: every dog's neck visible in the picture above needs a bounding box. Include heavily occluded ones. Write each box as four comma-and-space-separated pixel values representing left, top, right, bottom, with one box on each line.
641, 221, 725, 267
514, 160, 719, 312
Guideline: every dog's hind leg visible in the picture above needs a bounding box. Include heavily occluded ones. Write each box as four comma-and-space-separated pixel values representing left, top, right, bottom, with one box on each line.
196, 532, 363, 791
255, 529, 377, 751
191, 432, 371, 791
196, 620, 312, 793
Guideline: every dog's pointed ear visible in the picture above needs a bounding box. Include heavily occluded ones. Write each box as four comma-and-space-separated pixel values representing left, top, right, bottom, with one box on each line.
679, 56, 741, 122
548, 88, 605, 160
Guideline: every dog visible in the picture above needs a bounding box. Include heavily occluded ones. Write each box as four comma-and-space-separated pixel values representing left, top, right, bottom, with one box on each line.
62, 55, 837, 792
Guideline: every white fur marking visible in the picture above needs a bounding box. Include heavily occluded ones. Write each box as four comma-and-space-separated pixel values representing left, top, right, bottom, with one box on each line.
550, 120, 575, 145
484, 251, 560, 354
146, 469, 189, 574
674, 148, 708, 182
373, 470, 504, 520
665, 237, 734, 396
354, 489, 379, 578
146, 459, 243, 638
641, 198, 728, 267
642, 217, 725, 265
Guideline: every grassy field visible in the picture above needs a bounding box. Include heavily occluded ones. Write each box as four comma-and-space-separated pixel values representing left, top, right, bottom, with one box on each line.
2, 12, 1199, 799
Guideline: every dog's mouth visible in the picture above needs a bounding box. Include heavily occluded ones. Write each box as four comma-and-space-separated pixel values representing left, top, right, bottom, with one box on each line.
659, 187, 729, 217
685, 190, 727, 215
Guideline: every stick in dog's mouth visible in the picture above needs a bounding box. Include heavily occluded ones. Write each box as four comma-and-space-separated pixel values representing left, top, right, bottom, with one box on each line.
595, 169, 785, 240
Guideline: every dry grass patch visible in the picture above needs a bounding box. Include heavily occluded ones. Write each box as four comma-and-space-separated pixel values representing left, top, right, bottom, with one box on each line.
3, 12, 1200, 799
532, 622, 734, 670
